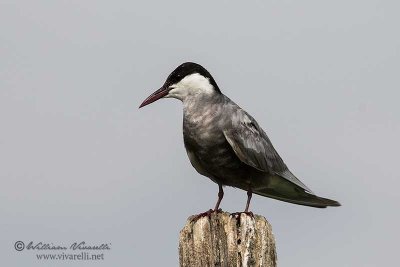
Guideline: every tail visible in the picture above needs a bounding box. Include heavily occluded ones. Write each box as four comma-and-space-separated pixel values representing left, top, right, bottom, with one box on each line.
255, 190, 341, 208
253, 174, 341, 208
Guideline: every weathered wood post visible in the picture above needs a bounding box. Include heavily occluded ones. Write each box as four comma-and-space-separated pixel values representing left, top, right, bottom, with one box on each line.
179, 212, 277, 267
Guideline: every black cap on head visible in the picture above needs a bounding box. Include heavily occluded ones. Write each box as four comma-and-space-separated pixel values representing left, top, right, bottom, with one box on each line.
164, 62, 221, 93
139, 62, 221, 108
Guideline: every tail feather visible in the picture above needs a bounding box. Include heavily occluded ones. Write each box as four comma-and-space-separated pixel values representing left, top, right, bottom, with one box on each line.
254, 189, 341, 208
252, 175, 341, 208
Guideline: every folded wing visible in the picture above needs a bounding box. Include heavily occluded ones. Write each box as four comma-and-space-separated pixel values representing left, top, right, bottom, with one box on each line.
223, 109, 340, 208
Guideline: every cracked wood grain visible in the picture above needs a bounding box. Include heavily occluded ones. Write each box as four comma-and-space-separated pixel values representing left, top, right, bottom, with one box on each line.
179, 212, 277, 267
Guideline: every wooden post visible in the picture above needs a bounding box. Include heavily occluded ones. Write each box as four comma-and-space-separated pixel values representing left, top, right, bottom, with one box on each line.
179, 212, 277, 267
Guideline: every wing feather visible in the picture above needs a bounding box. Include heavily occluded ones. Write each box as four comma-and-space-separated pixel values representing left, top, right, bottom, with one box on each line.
223, 109, 313, 193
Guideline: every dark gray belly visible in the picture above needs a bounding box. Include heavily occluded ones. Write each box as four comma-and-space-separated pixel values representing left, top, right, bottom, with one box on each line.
183, 130, 266, 189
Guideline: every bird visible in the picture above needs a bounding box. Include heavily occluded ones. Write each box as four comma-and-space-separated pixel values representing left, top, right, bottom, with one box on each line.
139, 62, 340, 213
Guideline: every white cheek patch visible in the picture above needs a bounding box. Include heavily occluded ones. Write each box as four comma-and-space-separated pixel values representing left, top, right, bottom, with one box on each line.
165, 73, 215, 101
179, 73, 215, 94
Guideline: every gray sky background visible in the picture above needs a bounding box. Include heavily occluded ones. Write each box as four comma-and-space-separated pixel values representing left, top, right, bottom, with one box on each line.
1, 1, 399, 266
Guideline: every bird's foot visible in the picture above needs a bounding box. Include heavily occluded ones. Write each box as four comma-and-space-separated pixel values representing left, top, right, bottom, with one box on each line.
191, 208, 222, 222
230, 211, 254, 218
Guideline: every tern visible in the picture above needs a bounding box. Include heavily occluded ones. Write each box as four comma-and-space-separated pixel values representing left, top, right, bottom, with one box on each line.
139, 62, 340, 212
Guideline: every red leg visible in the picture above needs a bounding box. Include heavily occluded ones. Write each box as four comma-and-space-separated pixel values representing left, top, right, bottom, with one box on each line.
244, 189, 252, 212
192, 184, 223, 221
213, 184, 224, 212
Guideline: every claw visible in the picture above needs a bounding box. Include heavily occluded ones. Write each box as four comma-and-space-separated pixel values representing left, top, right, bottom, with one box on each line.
191, 209, 213, 222
191, 208, 223, 222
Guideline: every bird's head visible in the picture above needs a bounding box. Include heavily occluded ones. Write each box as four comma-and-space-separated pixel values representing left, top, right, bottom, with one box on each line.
139, 62, 221, 108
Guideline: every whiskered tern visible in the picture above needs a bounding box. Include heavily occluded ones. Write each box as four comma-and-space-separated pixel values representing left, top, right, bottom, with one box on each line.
139, 62, 340, 212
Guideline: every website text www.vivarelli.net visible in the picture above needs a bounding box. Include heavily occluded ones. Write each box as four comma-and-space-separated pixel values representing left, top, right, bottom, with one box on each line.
36, 251, 104, 261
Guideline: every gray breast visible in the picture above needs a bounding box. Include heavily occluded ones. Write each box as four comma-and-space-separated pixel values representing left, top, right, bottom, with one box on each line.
182, 96, 256, 186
